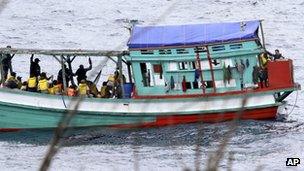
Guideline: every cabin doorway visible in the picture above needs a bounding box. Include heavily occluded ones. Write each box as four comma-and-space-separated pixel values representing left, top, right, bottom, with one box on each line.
140, 63, 149, 87
140, 62, 165, 87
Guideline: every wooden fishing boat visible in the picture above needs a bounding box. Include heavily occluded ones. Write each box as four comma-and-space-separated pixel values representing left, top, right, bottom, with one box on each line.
0, 20, 300, 131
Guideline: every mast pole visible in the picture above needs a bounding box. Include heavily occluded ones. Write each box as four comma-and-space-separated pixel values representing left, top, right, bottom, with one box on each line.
60, 55, 67, 93
206, 45, 216, 93
195, 47, 205, 94
127, 62, 132, 83
259, 20, 266, 51
0, 54, 4, 86
117, 55, 125, 98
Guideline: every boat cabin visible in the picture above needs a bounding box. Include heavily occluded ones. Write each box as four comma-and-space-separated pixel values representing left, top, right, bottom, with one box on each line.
127, 20, 267, 97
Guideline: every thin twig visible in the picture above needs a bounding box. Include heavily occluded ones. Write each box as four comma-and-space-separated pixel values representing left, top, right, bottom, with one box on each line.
39, 1, 179, 170
205, 94, 249, 171
227, 151, 234, 171
39, 57, 109, 171
195, 123, 204, 171
39, 97, 83, 171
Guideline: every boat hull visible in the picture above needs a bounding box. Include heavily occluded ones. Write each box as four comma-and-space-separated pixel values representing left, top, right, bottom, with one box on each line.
114, 106, 278, 128
0, 106, 278, 131
0, 88, 281, 131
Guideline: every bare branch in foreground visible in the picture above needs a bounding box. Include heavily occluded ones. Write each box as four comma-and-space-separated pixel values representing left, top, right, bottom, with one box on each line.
39, 97, 83, 171
205, 95, 248, 171
39, 1, 178, 170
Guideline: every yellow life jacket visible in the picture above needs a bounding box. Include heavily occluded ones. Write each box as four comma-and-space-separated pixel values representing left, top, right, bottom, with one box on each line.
28, 77, 37, 88
6, 76, 15, 82
78, 83, 88, 95
48, 87, 55, 95
108, 75, 115, 82
100, 86, 107, 97
38, 79, 48, 91
54, 85, 61, 94
260, 53, 269, 68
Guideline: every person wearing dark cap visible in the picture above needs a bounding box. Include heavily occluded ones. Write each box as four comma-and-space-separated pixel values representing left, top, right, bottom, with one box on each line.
30, 54, 41, 77
57, 64, 73, 87
1, 45, 15, 80
74, 58, 92, 84
267, 49, 284, 60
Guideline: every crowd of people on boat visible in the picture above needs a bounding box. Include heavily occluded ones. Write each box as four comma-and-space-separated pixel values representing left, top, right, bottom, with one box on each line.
1, 46, 126, 98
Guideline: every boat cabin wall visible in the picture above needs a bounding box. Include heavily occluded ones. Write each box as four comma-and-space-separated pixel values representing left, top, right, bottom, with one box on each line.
128, 40, 263, 96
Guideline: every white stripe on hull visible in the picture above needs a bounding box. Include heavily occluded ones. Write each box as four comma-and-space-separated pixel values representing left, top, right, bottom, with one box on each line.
0, 89, 276, 114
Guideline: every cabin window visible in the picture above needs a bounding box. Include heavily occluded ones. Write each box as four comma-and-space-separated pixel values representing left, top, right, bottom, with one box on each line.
168, 62, 178, 71
140, 63, 154, 87
221, 58, 234, 67
230, 44, 243, 50
178, 61, 195, 70
185, 82, 192, 89
153, 64, 162, 74
192, 81, 199, 89
191, 61, 196, 69
215, 79, 236, 88
152, 64, 164, 85
176, 48, 189, 54
159, 49, 172, 55
200, 61, 211, 70
194, 47, 207, 53
140, 63, 165, 86
178, 62, 188, 70
212, 45, 225, 52
140, 50, 154, 55
211, 59, 221, 68
154, 73, 165, 86
205, 81, 214, 88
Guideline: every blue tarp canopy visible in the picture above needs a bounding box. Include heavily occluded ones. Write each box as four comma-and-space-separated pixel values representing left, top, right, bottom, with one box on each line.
127, 20, 260, 49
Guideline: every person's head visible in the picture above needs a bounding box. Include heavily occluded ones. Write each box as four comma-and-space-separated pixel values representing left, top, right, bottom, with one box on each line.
80, 79, 86, 84
34, 58, 40, 63
11, 72, 16, 77
53, 80, 58, 85
22, 81, 27, 86
40, 72, 46, 79
79, 65, 84, 69
17, 76, 22, 81
102, 81, 107, 86
275, 49, 280, 54
49, 82, 53, 88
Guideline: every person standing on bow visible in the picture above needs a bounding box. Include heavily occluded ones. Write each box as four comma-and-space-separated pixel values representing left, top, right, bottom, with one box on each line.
74, 58, 92, 84
30, 54, 41, 77
1, 45, 15, 80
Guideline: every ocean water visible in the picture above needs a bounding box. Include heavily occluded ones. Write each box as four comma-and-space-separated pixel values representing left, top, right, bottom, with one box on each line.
0, 0, 304, 170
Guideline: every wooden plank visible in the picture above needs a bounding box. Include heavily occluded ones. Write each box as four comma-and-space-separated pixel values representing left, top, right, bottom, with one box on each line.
0, 48, 126, 57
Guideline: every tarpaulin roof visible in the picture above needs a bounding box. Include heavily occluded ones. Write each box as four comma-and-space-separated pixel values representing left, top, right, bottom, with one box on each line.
127, 20, 260, 49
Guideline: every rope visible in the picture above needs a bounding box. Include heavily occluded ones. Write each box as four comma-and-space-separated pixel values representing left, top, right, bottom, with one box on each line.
285, 89, 299, 116
61, 94, 67, 108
